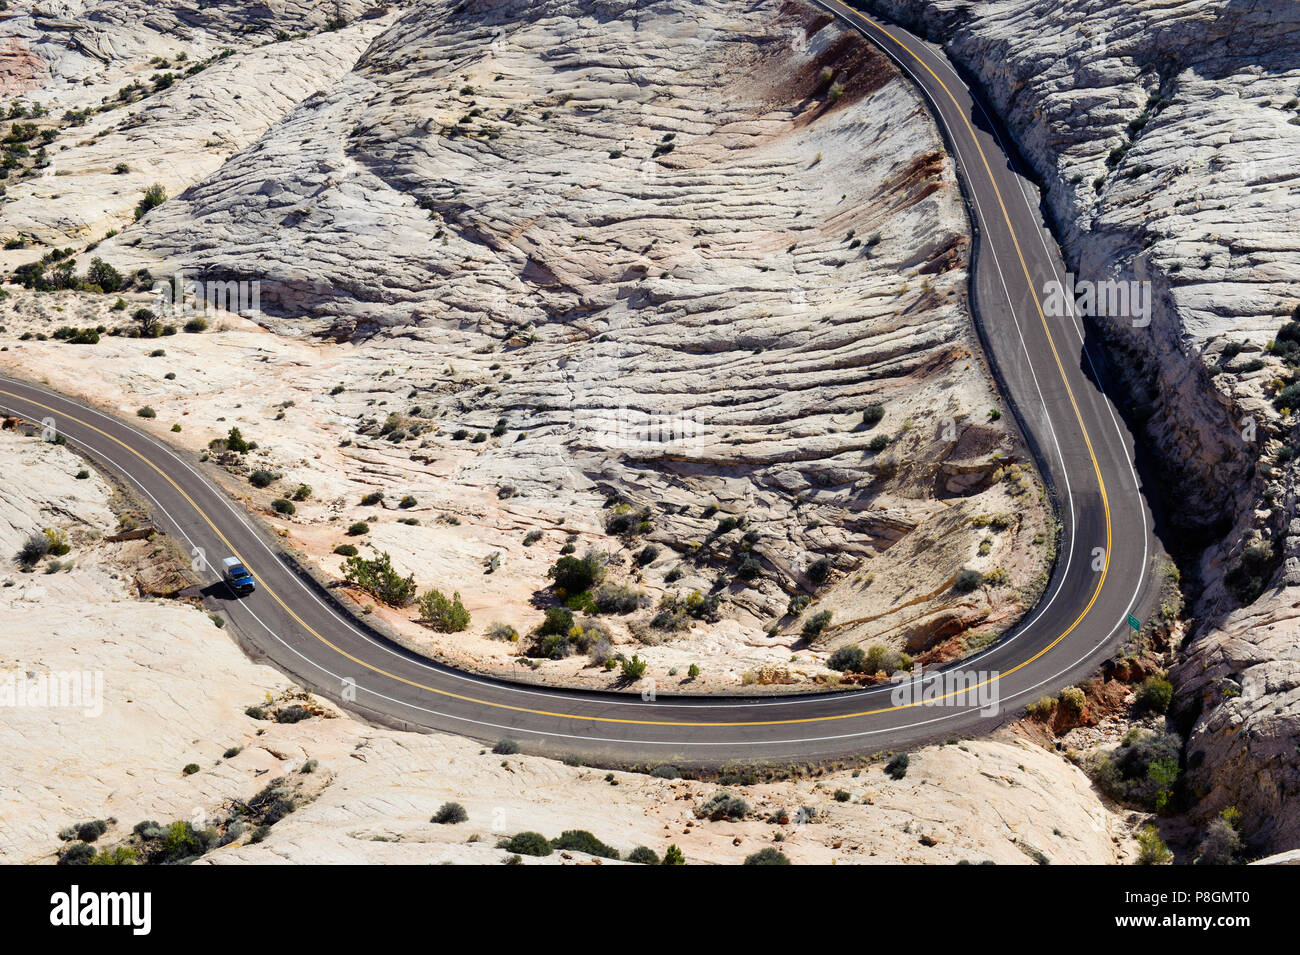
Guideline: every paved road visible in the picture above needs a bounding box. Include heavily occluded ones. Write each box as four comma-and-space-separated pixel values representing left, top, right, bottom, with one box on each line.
0, 4, 1159, 767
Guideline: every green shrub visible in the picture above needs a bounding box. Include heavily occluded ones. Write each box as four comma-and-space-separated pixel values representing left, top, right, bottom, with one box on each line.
134, 183, 166, 220
620, 655, 647, 679
1136, 676, 1173, 714
417, 588, 470, 632
827, 645, 866, 673
431, 802, 468, 825
333, 544, 358, 557
663, 844, 686, 865
270, 498, 295, 515
548, 552, 606, 594
399, 495, 417, 509
223, 426, 251, 453
360, 491, 384, 506
868, 434, 889, 453
1089, 729, 1181, 811
953, 568, 983, 592
884, 753, 909, 779
801, 610, 833, 640
183, 317, 207, 333
292, 484, 312, 501
744, 847, 791, 865
493, 738, 520, 755
862, 403, 885, 427
695, 792, 749, 821
1136, 824, 1172, 865
502, 831, 550, 856
249, 468, 277, 488
346, 521, 370, 536
182, 763, 200, 776
136, 406, 156, 418
551, 830, 619, 859
627, 846, 660, 865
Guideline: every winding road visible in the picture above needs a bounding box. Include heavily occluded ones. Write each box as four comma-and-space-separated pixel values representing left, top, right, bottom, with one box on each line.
0, 3, 1159, 767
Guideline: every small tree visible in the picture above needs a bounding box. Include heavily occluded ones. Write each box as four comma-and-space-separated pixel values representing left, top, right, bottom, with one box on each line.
342, 551, 416, 607
85, 257, 123, 292
225, 426, 250, 453
620, 655, 647, 679
662, 844, 685, 866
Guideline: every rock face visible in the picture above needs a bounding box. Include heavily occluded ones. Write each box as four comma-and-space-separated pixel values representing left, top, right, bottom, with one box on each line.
1, 0, 1054, 677
853, 0, 1300, 852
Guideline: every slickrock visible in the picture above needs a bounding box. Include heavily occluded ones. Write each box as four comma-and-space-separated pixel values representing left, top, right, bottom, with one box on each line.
856, 0, 1300, 853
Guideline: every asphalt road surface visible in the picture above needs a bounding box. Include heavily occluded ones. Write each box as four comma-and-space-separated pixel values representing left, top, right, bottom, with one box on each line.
0, 3, 1160, 767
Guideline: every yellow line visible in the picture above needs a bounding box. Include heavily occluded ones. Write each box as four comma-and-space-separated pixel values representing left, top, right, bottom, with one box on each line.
0, 7, 1118, 731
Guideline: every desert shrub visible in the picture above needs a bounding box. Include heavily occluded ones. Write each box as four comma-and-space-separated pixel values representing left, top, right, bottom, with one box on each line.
1059, 685, 1087, 713
1089, 729, 1181, 811
1195, 810, 1243, 865
417, 588, 470, 632
136, 406, 156, 418
135, 183, 166, 220
346, 521, 370, 536
292, 484, 311, 501
953, 568, 983, 592
827, 645, 866, 673
342, 551, 416, 606
223, 746, 242, 759
1136, 676, 1173, 714
16, 531, 50, 566
270, 498, 295, 515
745, 847, 791, 865
592, 581, 645, 614
248, 468, 277, 488
806, 557, 832, 585
868, 434, 889, 453
884, 753, 909, 779
864, 645, 913, 675
502, 831, 550, 856
862, 403, 885, 427
801, 610, 833, 640
333, 544, 358, 557
649, 765, 680, 779
275, 705, 311, 724
182, 763, 200, 776
787, 594, 811, 617
360, 491, 384, 506
627, 846, 660, 865
736, 556, 762, 581
635, 544, 660, 566
537, 606, 574, 637
75, 820, 108, 843
1136, 824, 1172, 865
432, 802, 468, 825
620, 655, 647, 679
493, 738, 520, 755
547, 552, 605, 594
551, 830, 619, 859
695, 792, 749, 821
487, 621, 519, 642
57, 842, 95, 866
399, 495, 417, 509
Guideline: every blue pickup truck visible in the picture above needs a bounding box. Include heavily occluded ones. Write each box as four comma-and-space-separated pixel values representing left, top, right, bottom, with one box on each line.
221, 556, 256, 596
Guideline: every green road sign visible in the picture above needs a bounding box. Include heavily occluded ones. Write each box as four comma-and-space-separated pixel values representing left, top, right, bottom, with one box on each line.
1126, 613, 1141, 632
